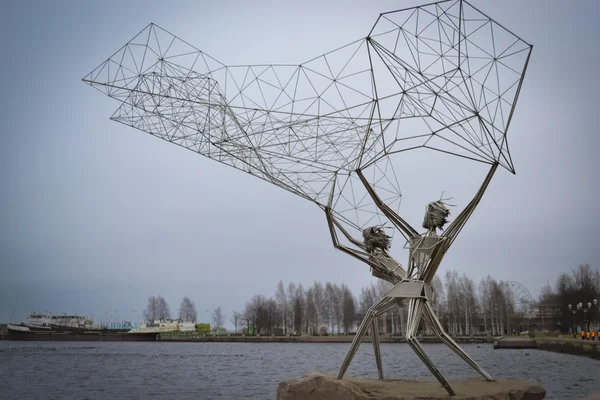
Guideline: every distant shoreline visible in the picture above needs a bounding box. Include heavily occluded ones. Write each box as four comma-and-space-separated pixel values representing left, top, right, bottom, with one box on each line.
6, 331, 599, 362
0, 323, 498, 343
157, 335, 497, 344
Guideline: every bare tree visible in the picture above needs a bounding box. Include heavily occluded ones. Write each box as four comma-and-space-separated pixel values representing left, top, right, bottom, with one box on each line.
325, 282, 341, 334
537, 282, 555, 304
333, 283, 343, 334
230, 311, 241, 333
432, 275, 445, 314
144, 296, 158, 322
305, 287, 317, 335
275, 280, 288, 335
244, 294, 267, 334
359, 282, 378, 334
286, 282, 296, 333
212, 307, 225, 332
265, 298, 279, 335
490, 279, 506, 335
535, 282, 557, 331
144, 295, 171, 322
156, 296, 171, 320
573, 264, 598, 300
478, 278, 490, 334
459, 274, 478, 336
359, 282, 377, 315
556, 264, 600, 331
178, 297, 197, 322
310, 282, 326, 334
375, 280, 392, 334
341, 284, 356, 334
242, 299, 257, 333
292, 284, 305, 335
444, 270, 460, 335
482, 276, 500, 335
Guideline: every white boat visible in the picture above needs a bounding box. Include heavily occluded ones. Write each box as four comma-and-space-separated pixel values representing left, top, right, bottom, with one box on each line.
127, 320, 180, 334
7, 324, 31, 332
14, 313, 105, 332
24, 314, 53, 330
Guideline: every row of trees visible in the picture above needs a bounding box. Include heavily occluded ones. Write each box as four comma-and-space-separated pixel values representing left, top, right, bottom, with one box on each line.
143, 295, 173, 321
233, 264, 598, 336
142, 264, 598, 335
234, 280, 401, 336
236, 281, 357, 336
144, 295, 198, 323
537, 264, 600, 330
143, 296, 227, 331
232, 274, 520, 336
438, 272, 520, 336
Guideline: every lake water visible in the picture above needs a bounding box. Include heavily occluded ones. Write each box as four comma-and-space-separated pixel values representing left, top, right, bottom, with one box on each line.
1, 341, 599, 399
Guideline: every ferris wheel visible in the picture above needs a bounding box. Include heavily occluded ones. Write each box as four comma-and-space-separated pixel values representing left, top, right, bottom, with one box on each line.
501, 281, 534, 316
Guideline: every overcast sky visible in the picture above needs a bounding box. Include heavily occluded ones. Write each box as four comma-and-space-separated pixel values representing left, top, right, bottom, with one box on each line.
1, 0, 599, 328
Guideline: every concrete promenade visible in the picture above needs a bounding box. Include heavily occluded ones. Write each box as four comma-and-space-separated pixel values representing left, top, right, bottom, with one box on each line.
494, 335, 600, 360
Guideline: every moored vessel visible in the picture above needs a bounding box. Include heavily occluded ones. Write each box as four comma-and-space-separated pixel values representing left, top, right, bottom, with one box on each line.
7, 316, 197, 342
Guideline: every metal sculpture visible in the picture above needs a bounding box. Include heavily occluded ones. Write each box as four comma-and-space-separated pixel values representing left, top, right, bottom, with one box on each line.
83, 0, 532, 395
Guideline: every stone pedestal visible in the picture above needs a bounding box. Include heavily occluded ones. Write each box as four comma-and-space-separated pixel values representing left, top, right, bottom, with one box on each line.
276, 373, 546, 400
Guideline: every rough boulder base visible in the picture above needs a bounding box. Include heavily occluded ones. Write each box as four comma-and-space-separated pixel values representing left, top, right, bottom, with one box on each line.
276, 373, 546, 400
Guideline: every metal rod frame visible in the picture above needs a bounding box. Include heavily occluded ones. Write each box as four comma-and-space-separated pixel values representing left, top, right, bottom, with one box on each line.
82, 0, 532, 395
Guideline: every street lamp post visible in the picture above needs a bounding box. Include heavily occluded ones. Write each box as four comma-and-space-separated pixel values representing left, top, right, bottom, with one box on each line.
577, 303, 583, 338
570, 302, 595, 339
578, 302, 589, 336
568, 304, 577, 338
583, 302, 592, 334
594, 299, 599, 340
586, 302, 591, 333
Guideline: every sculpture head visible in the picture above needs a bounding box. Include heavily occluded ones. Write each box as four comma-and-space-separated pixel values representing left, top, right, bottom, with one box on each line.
422, 201, 451, 233
363, 226, 392, 253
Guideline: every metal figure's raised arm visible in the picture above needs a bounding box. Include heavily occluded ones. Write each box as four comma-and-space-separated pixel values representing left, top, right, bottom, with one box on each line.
355, 169, 418, 241
323, 175, 370, 261
324, 206, 371, 262
442, 162, 499, 245
419, 162, 499, 283
324, 206, 405, 284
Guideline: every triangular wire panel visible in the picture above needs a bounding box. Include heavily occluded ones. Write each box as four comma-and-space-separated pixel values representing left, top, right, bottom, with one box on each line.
85, 1, 531, 218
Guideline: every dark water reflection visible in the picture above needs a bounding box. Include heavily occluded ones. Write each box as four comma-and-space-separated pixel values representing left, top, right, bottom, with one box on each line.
1, 341, 598, 399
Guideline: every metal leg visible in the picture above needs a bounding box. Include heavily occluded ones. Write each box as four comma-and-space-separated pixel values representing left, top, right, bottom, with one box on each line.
424, 301, 493, 381
405, 298, 455, 396
373, 297, 405, 380
337, 304, 376, 379
338, 297, 395, 379
372, 317, 383, 379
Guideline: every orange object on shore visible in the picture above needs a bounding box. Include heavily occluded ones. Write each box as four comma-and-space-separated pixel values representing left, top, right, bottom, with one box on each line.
581, 330, 586, 339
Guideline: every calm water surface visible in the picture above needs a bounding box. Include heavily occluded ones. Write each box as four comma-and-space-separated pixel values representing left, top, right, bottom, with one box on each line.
1, 341, 599, 399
